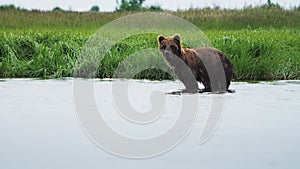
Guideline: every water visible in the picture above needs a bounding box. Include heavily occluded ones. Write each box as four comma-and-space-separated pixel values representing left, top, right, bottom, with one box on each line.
0, 79, 299, 169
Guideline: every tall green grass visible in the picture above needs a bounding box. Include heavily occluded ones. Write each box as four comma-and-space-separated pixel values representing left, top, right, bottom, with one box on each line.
0, 32, 86, 78
207, 29, 300, 80
0, 29, 299, 80
1, 7, 300, 31
0, 8, 299, 80
176, 7, 300, 30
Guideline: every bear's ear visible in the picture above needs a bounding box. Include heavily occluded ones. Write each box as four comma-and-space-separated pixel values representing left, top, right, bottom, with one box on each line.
158, 35, 166, 44
174, 34, 181, 48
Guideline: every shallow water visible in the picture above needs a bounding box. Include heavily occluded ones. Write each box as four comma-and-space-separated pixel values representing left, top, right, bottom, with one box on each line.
0, 79, 299, 169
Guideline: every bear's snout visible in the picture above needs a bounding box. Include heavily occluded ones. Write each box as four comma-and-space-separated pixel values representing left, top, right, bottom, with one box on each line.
164, 51, 170, 57
163, 50, 175, 60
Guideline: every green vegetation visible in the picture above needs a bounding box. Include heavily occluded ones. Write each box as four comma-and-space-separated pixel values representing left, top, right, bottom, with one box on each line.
208, 30, 300, 80
1, 6, 300, 31
90, 6, 100, 12
116, 0, 162, 12
0, 32, 86, 78
176, 7, 300, 30
0, 6, 299, 80
52, 7, 64, 12
116, 0, 145, 11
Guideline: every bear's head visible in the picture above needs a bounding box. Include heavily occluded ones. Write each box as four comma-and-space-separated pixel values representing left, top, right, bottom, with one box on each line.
158, 34, 183, 67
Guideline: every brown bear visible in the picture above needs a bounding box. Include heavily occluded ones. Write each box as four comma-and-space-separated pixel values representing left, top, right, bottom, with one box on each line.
158, 34, 234, 93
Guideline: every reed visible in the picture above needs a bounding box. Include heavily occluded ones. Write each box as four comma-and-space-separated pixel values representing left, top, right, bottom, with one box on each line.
0, 8, 299, 80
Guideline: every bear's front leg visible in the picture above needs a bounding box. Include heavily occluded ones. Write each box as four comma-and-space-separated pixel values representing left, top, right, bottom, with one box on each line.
174, 68, 198, 93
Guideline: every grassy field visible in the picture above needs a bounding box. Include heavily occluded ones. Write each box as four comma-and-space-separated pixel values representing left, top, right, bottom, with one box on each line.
0, 7, 300, 80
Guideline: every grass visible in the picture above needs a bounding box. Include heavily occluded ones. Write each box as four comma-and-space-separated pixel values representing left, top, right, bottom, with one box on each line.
1, 7, 300, 31
0, 32, 86, 78
176, 7, 300, 30
0, 7, 300, 80
207, 29, 300, 80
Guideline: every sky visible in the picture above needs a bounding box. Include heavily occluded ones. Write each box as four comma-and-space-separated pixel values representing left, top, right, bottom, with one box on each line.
0, 0, 299, 11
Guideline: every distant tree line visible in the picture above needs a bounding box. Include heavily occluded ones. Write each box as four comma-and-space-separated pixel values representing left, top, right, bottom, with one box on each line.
0, 4, 23, 10
263, 0, 282, 9
1, 1, 300, 12
116, 0, 161, 11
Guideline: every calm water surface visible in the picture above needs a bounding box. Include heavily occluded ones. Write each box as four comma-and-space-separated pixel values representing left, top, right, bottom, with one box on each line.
0, 79, 299, 169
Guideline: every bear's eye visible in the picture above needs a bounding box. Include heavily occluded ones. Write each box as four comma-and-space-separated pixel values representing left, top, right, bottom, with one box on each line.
170, 45, 177, 51
160, 45, 166, 50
